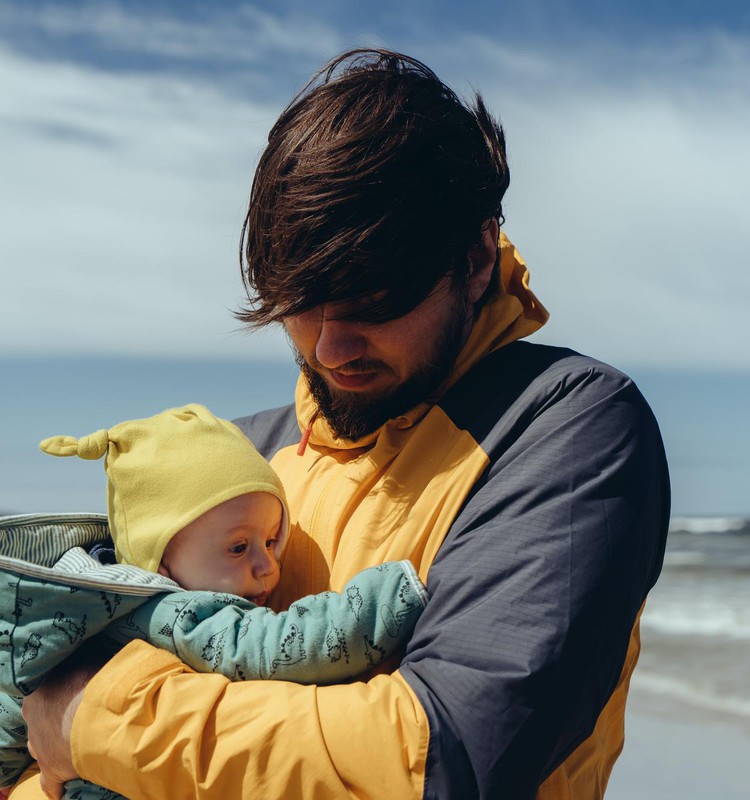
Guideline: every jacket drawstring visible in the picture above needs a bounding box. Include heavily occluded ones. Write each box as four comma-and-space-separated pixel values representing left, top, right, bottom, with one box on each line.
297, 412, 317, 456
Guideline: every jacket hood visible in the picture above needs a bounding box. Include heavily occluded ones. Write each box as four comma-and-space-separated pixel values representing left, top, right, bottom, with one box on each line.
294, 232, 549, 450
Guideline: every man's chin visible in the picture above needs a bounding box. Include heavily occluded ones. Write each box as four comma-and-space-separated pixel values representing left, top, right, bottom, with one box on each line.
303, 366, 395, 439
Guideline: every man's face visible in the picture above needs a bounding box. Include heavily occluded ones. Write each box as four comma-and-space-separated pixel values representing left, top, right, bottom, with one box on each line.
284, 277, 472, 440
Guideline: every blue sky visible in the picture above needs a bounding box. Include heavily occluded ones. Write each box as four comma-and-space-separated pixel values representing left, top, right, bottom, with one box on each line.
0, 1, 748, 516
1, 0, 748, 370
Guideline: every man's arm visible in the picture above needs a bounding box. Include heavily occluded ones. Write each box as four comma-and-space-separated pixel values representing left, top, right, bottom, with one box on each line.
23, 358, 669, 799
22, 643, 429, 799
400, 355, 670, 796
20, 645, 105, 800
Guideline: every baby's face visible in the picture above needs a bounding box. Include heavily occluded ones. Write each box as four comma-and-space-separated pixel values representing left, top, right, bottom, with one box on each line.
159, 492, 283, 604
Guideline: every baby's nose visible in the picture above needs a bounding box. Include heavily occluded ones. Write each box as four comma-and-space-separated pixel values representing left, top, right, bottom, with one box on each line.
252, 550, 277, 578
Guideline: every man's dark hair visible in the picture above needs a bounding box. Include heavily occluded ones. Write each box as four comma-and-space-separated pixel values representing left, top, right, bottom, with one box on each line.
237, 48, 510, 326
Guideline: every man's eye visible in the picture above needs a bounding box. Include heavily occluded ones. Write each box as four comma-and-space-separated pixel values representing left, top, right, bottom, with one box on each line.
328, 291, 391, 321
353, 291, 388, 310
229, 543, 247, 555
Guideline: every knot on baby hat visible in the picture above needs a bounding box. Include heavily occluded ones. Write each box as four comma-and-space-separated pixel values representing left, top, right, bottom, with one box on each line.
39, 429, 110, 460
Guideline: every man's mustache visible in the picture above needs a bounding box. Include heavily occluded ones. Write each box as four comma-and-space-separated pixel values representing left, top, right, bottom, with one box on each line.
305, 354, 396, 379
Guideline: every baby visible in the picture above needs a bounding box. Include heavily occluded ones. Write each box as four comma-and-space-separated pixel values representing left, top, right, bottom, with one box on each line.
0, 404, 427, 800
43, 403, 291, 604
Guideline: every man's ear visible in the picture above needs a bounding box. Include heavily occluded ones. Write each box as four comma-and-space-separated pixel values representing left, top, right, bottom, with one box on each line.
467, 218, 499, 304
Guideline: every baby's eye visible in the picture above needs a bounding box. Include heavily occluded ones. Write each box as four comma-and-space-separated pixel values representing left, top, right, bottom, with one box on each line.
265, 538, 276, 550
229, 542, 247, 555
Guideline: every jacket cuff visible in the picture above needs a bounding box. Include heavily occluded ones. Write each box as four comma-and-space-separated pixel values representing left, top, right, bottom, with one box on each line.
71, 640, 188, 773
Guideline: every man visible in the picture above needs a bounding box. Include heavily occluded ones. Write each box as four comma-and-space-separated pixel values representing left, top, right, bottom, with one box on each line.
21, 49, 669, 799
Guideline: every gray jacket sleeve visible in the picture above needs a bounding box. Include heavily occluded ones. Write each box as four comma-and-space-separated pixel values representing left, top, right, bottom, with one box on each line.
107, 560, 427, 684
398, 344, 670, 799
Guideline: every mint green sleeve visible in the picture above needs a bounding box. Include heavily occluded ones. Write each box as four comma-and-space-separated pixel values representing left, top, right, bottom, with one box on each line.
107, 560, 428, 684
0, 693, 31, 789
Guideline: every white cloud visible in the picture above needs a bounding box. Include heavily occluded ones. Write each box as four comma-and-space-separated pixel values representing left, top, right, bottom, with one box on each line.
505, 88, 750, 369
426, 31, 750, 369
0, 1, 343, 66
0, 43, 290, 358
1, 10, 748, 370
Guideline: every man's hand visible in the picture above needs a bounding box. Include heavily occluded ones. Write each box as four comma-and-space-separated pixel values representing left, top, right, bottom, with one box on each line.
22, 646, 105, 800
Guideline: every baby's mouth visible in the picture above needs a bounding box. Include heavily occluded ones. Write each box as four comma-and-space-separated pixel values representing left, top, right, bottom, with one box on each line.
249, 591, 270, 606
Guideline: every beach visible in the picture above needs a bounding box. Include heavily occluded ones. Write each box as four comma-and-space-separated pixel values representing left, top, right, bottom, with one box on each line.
608, 519, 750, 798
608, 679, 749, 799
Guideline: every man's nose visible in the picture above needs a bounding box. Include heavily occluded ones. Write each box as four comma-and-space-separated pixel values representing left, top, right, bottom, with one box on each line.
314, 309, 367, 369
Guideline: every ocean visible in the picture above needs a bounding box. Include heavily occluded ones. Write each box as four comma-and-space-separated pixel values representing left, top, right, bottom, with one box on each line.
638, 517, 750, 718
0, 355, 299, 513
608, 516, 750, 799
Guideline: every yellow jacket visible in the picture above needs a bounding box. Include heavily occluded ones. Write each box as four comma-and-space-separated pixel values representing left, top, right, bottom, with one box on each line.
11, 235, 669, 799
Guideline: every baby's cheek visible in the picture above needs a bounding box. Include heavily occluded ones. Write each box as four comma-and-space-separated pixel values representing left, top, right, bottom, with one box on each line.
271, 562, 282, 588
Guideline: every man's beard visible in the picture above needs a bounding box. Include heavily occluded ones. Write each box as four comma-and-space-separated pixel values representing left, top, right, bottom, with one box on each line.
294, 294, 469, 440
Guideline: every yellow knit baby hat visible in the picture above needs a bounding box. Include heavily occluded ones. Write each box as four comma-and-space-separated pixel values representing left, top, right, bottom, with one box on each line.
40, 404, 290, 573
